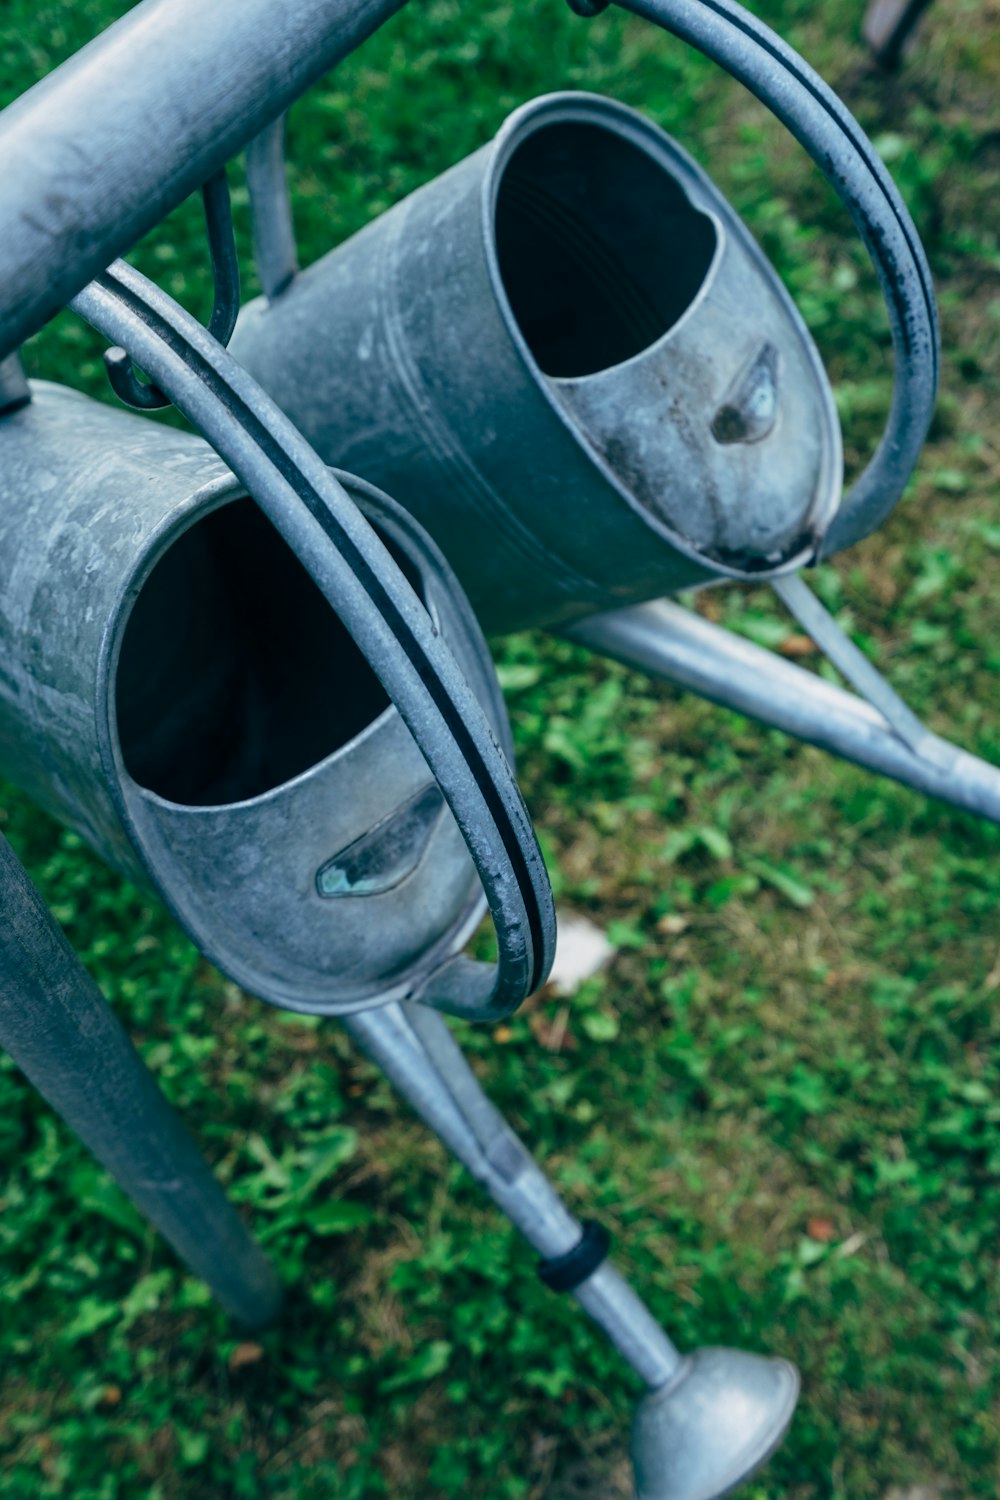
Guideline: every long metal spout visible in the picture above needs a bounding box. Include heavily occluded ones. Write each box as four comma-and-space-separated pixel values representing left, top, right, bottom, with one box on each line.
345, 1001, 799, 1499
564, 598, 1000, 827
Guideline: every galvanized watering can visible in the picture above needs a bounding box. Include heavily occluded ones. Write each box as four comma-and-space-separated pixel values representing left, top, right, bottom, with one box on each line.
231, 91, 842, 633
0, 356, 799, 1500
233, 85, 1000, 831
0, 0, 977, 1492
0, 381, 513, 1017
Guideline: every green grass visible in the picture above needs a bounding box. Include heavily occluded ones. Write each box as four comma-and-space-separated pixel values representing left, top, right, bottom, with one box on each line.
1, 0, 999, 1496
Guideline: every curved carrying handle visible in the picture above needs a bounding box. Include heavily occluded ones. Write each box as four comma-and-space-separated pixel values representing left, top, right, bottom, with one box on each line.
580, 0, 940, 556
71, 260, 555, 1024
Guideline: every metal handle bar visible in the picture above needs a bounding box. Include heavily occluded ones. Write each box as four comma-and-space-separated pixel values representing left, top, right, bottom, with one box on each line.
70, 260, 556, 1024
598, 0, 940, 555
0, 0, 937, 556
0, 0, 407, 362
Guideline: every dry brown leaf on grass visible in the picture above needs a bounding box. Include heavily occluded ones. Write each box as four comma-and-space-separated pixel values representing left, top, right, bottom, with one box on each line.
529, 1005, 576, 1053
806, 1216, 837, 1243
778, 633, 818, 658
228, 1341, 265, 1371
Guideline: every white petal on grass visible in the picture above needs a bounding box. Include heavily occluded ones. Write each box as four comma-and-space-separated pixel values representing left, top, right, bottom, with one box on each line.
547, 912, 617, 997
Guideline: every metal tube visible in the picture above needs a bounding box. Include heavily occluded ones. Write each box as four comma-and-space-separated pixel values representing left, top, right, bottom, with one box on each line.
863, 0, 935, 70
345, 1003, 682, 1388
0, 0, 406, 361
0, 354, 30, 416
564, 600, 1000, 826
0, 831, 282, 1329
772, 573, 956, 768
247, 117, 300, 301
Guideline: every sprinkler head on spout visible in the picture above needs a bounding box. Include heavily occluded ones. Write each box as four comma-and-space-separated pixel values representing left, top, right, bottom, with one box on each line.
631, 1347, 800, 1500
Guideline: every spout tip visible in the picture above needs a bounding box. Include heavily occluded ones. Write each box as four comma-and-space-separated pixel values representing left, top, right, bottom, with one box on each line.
631, 1347, 800, 1500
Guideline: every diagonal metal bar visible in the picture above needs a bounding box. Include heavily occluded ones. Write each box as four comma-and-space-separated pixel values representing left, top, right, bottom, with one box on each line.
345, 1001, 684, 1391
0, 831, 282, 1328
0, 0, 407, 361
772, 573, 958, 769
564, 599, 1000, 826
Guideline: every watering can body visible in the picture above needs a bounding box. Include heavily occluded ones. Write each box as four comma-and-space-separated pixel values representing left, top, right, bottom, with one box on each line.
0, 383, 505, 1015
231, 92, 842, 634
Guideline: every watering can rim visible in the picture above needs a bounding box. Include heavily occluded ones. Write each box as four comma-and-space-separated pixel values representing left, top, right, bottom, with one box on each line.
90, 466, 498, 1015
477, 89, 844, 576
98, 467, 510, 817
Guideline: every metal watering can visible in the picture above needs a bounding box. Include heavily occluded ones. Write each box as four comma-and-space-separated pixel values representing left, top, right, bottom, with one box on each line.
232, 92, 841, 634
232, 79, 1000, 832
0, 0, 981, 1493
0, 379, 526, 1019
225, 37, 993, 1496
0, 311, 799, 1500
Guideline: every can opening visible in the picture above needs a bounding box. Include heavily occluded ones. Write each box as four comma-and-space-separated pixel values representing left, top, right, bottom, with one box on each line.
116, 498, 422, 807
495, 119, 717, 379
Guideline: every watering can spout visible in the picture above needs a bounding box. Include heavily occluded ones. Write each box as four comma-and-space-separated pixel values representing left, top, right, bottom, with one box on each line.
631, 1347, 800, 1500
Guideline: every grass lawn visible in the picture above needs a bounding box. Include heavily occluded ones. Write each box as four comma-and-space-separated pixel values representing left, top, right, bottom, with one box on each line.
1, 1, 998, 1496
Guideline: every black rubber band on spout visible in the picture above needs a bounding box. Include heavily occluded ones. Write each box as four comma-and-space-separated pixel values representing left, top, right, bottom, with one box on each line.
538, 1220, 612, 1292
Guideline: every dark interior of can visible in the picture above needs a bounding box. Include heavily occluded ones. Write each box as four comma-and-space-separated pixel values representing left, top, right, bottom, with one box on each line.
116, 498, 422, 807
494, 119, 718, 378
